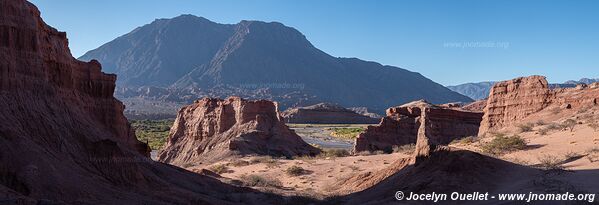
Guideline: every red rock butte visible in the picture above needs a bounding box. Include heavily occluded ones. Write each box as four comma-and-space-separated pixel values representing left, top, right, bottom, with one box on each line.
354, 100, 483, 153
158, 96, 320, 165
479, 75, 599, 135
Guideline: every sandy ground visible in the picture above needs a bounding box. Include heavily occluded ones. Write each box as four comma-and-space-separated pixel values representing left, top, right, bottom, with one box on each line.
189, 152, 410, 197
179, 106, 599, 198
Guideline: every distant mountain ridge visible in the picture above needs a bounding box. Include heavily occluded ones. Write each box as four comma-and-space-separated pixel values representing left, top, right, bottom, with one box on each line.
448, 78, 595, 100
80, 15, 472, 115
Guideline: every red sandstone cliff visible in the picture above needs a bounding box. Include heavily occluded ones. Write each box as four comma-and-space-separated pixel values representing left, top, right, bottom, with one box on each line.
0, 1, 285, 203
479, 75, 599, 135
353, 100, 482, 152
158, 97, 320, 165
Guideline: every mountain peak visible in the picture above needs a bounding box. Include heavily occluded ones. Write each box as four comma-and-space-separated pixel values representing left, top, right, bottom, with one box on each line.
81, 16, 472, 111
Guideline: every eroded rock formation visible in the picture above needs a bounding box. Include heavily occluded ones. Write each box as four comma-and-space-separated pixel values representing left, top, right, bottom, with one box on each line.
353, 100, 482, 153
281, 103, 380, 124
479, 75, 599, 135
158, 97, 320, 165
479, 76, 554, 134
0, 1, 284, 203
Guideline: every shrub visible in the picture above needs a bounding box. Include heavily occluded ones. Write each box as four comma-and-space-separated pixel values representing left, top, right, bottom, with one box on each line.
482, 135, 527, 155
373, 150, 386, 155
545, 123, 564, 131
209, 164, 229, 174
229, 159, 250, 167
537, 154, 564, 170
517, 123, 534, 133
451, 136, 478, 145
392, 144, 416, 154
538, 128, 549, 136
319, 148, 350, 158
535, 120, 546, 126
239, 174, 282, 187
562, 119, 577, 132
249, 156, 280, 168
285, 165, 307, 176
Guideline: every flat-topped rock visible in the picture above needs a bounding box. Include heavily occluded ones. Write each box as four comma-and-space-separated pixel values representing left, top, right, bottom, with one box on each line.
354, 100, 482, 153
158, 97, 320, 165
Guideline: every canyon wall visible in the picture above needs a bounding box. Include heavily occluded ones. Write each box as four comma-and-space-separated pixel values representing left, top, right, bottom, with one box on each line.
0, 1, 283, 203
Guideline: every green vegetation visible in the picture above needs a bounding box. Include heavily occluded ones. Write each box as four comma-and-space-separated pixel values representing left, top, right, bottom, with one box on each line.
285, 165, 307, 176
131, 119, 174, 150
329, 127, 365, 140
482, 134, 527, 155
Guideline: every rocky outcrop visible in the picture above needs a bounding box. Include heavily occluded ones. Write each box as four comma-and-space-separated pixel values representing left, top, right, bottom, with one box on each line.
353, 100, 482, 153
0, 1, 286, 203
462, 99, 487, 112
281, 103, 380, 124
479, 76, 554, 135
159, 97, 320, 165
480, 75, 599, 135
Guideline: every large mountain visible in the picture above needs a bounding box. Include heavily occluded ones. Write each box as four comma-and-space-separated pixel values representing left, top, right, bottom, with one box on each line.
80, 15, 472, 114
447, 81, 496, 100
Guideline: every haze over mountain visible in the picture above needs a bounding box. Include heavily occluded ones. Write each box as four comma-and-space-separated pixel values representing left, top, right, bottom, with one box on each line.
80, 14, 472, 114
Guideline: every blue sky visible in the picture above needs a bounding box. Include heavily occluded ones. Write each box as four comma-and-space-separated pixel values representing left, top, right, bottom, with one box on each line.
30, 0, 599, 85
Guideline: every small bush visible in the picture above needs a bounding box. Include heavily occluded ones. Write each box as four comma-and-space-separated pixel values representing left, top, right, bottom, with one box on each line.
451, 136, 478, 145
249, 156, 280, 168
482, 135, 527, 155
229, 159, 250, 167
537, 154, 564, 170
392, 144, 416, 154
538, 128, 549, 136
562, 119, 577, 132
285, 165, 307, 176
209, 164, 229, 174
373, 150, 386, 155
320, 149, 350, 158
239, 174, 282, 187
545, 123, 564, 131
535, 120, 546, 126
517, 123, 534, 133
